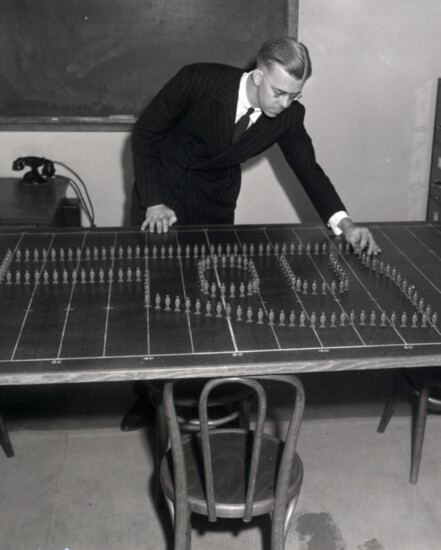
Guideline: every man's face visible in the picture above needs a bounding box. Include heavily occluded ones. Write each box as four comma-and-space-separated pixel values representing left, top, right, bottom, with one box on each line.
254, 64, 304, 118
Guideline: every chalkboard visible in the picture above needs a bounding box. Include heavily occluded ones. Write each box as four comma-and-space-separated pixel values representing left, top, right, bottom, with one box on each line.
0, 0, 297, 129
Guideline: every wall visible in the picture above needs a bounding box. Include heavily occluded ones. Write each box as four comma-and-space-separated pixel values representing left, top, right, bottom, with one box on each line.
295, 0, 441, 223
0, 0, 440, 227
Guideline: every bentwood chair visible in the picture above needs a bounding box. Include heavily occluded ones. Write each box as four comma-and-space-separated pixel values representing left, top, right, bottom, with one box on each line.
145, 379, 252, 500
377, 367, 441, 483
160, 376, 305, 550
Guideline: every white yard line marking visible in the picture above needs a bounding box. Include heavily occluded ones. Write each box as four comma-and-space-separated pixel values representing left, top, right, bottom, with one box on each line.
57, 233, 88, 358
11, 234, 56, 360
387, 227, 441, 294
176, 232, 195, 354
204, 229, 239, 352
102, 233, 117, 356
431, 225, 441, 238
145, 233, 151, 356
405, 226, 441, 263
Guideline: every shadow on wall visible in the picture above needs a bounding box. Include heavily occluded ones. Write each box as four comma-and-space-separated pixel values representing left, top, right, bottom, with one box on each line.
243, 144, 323, 223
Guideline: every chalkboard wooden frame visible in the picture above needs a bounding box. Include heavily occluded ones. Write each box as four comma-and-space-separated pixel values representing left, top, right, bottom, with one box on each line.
0, 0, 298, 131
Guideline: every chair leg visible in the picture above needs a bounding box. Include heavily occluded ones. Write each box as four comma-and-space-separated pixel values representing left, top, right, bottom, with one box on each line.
185, 513, 192, 550
173, 507, 191, 550
377, 370, 399, 433
0, 407, 14, 458
163, 490, 191, 550
410, 383, 429, 484
284, 493, 300, 542
163, 494, 191, 550
271, 509, 288, 550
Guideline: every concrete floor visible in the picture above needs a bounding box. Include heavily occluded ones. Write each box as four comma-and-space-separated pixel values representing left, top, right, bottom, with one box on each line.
1, 370, 441, 550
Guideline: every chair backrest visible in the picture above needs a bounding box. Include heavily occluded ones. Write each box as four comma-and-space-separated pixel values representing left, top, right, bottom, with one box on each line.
163, 375, 305, 523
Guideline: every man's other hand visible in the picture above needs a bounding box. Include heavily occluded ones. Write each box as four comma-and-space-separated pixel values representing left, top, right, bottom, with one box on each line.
141, 204, 177, 233
337, 217, 381, 256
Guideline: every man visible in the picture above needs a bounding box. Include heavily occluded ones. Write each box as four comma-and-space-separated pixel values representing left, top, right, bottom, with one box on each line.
122, 36, 380, 430
131, 36, 380, 251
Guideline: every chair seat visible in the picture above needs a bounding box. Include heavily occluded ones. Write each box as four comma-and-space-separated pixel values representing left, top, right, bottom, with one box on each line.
160, 429, 303, 518
146, 379, 253, 408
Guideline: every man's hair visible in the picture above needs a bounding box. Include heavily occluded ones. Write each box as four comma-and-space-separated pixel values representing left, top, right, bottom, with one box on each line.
257, 37, 312, 82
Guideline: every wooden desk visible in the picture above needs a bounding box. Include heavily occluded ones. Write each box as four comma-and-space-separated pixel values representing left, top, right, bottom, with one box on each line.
0, 222, 440, 386
0, 177, 69, 227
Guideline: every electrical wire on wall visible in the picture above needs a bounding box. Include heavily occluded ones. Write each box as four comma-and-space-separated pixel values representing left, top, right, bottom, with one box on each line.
52, 161, 96, 227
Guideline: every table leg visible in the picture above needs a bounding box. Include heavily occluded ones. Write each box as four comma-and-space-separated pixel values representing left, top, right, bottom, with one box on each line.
0, 407, 14, 458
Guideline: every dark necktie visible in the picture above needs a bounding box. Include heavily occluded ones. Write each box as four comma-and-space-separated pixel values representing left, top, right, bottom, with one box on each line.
232, 107, 254, 143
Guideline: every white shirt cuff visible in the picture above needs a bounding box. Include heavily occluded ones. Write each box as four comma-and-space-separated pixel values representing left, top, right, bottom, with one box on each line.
328, 211, 350, 235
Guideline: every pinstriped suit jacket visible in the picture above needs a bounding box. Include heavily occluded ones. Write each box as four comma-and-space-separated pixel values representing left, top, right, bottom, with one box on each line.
132, 63, 346, 226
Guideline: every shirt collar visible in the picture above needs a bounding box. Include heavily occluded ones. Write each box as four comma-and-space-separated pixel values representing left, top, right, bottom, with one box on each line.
238, 72, 261, 119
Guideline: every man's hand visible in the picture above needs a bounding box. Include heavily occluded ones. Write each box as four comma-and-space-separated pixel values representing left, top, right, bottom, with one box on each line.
141, 204, 177, 233
337, 217, 381, 256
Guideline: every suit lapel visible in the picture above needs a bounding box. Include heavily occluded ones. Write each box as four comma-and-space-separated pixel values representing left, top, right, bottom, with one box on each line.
193, 66, 285, 171
196, 111, 281, 170
202, 69, 242, 157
